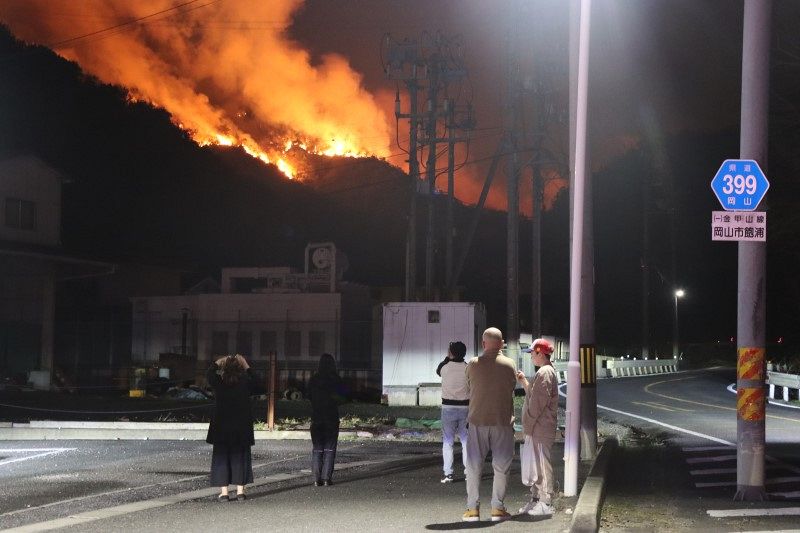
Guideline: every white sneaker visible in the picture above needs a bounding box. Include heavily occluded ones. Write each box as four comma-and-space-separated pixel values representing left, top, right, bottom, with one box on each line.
528, 501, 554, 516
518, 498, 538, 514
441, 474, 454, 483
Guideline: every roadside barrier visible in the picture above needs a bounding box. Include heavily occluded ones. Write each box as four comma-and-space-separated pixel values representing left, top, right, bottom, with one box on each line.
552, 358, 678, 383
767, 370, 800, 402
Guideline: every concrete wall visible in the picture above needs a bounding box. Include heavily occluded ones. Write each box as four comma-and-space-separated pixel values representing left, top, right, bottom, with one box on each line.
0, 156, 61, 247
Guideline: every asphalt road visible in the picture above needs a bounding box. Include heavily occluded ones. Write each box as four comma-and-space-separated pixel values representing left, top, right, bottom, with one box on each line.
590, 367, 800, 532
0, 437, 580, 532
593, 367, 800, 455
0, 440, 450, 530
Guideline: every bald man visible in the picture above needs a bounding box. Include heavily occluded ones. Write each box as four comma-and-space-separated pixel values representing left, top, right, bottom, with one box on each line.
461, 327, 518, 522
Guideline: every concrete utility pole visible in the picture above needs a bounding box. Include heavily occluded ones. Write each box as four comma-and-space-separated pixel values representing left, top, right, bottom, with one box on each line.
568, 0, 597, 463
505, 14, 523, 364
565, 0, 592, 496
735, 0, 771, 502
424, 66, 439, 300
641, 171, 651, 359
406, 83, 420, 301
445, 99, 456, 292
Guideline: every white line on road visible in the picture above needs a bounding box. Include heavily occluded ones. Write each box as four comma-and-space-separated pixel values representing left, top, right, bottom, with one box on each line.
770, 490, 800, 499
686, 455, 737, 464
557, 383, 736, 446
690, 465, 782, 476
682, 446, 734, 452
0, 449, 74, 467
696, 476, 800, 489
707, 507, 800, 518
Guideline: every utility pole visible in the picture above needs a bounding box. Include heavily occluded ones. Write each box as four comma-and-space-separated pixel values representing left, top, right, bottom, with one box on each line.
565, 0, 592, 497
445, 99, 456, 293
505, 8, 523, 364
407, 83, 420, 302
386, 34, 470, 302
567, 0, 598, 462
735, 0, 771, 502
641, 169, 651, 359
424, 64, 440, 300
531, 159, 543, 338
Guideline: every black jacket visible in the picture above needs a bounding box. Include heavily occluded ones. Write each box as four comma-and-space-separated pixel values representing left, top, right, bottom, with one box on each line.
206, 364, 255, 446
307, 372, 344, 423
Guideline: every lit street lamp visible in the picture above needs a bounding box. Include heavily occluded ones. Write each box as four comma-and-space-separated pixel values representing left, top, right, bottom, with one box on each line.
673, 289, 685, 358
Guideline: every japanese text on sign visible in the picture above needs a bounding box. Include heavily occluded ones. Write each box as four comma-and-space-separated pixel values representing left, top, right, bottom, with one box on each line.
711, 211, 766, 242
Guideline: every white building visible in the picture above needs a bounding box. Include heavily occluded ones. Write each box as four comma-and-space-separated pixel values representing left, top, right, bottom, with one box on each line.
130, 244, 376, 390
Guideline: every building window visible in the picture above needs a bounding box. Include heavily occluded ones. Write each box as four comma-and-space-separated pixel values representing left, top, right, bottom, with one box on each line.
309, 330, 326, 358
428, 310, 440, 324
285, 330, 301, 358
5, 198, 36, 230
235, 331, 252, 356
211, 331, 229, 357
260, 331, 277, 358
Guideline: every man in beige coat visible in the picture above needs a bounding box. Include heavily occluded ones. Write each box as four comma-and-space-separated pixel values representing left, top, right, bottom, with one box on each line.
462, 327, 517, 522
516, 338, 558, 516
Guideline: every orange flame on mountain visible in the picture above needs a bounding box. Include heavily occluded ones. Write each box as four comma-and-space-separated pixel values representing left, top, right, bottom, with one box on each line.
0, 0, 391, 179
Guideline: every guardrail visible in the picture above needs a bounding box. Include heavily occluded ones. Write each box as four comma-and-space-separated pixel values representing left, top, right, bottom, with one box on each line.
552, 358, 678, 383
767, 371, 800, 401
603, 358, 679, 378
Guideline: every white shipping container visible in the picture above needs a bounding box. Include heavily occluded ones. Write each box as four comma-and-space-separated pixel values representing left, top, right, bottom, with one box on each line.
381, 302, 486, 389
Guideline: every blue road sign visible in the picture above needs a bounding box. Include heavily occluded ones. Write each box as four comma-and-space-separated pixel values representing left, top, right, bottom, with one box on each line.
710, 159, 769, 211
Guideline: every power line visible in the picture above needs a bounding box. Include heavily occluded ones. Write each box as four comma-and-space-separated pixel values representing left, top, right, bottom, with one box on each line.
47, 0, 221, 49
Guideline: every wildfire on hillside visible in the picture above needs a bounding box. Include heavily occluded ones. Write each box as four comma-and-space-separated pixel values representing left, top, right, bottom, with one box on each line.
1, 0, 391, 179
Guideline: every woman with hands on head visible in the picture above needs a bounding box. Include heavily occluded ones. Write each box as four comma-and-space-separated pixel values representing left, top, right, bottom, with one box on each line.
206, 354, 256, 502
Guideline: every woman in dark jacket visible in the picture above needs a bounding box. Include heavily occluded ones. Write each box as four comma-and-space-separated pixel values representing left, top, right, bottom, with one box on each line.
206, 354, 255, 501
307, 353, 344, 486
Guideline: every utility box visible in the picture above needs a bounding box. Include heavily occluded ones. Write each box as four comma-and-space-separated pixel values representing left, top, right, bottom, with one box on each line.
380, 302, 486, 406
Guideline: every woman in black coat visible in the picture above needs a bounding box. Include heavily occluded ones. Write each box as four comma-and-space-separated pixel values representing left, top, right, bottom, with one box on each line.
307, 353, 345, 486
206, 354, 255, 501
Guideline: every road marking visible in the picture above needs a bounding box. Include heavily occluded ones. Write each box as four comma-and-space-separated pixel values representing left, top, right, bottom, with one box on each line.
690, 467, 737, 475
0, 448, 74, 467
647, 401, 694, 412
683, 446, 734, 452
690, 465, 782, 476
696, 476, 800, 488
643, 377, 800, 424
686, 455, 736, 464
707, 507, 800, 518
2, 454, 437, 532
771, 490, 800, 499
557, 383, 735, 445
631, 401, 677, 412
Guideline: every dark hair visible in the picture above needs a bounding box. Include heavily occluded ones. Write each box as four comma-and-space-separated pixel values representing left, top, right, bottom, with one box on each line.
449, 341, 467, 360
317, 353, 338, 376
220, 355, 245, 385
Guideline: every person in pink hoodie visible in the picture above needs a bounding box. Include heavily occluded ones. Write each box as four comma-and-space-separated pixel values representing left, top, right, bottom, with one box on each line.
516, 338, 558, 516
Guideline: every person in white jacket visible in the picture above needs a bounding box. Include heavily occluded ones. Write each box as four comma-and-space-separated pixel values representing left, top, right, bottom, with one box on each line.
436, 341, 470, 483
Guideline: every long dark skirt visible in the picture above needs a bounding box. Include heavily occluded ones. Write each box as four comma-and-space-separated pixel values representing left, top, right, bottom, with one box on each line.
210, 443, 254, 486
311, 420, 340, 482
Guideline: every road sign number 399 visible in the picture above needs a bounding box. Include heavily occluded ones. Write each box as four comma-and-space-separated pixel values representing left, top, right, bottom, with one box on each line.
721, 174, 757, 195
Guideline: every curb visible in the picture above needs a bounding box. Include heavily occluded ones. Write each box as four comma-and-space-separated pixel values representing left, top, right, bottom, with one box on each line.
0, 422, 358, 441
570, 436, 618, 533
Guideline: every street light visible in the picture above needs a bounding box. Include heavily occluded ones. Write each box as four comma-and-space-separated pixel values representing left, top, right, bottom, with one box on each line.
673, 289, 685, 358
